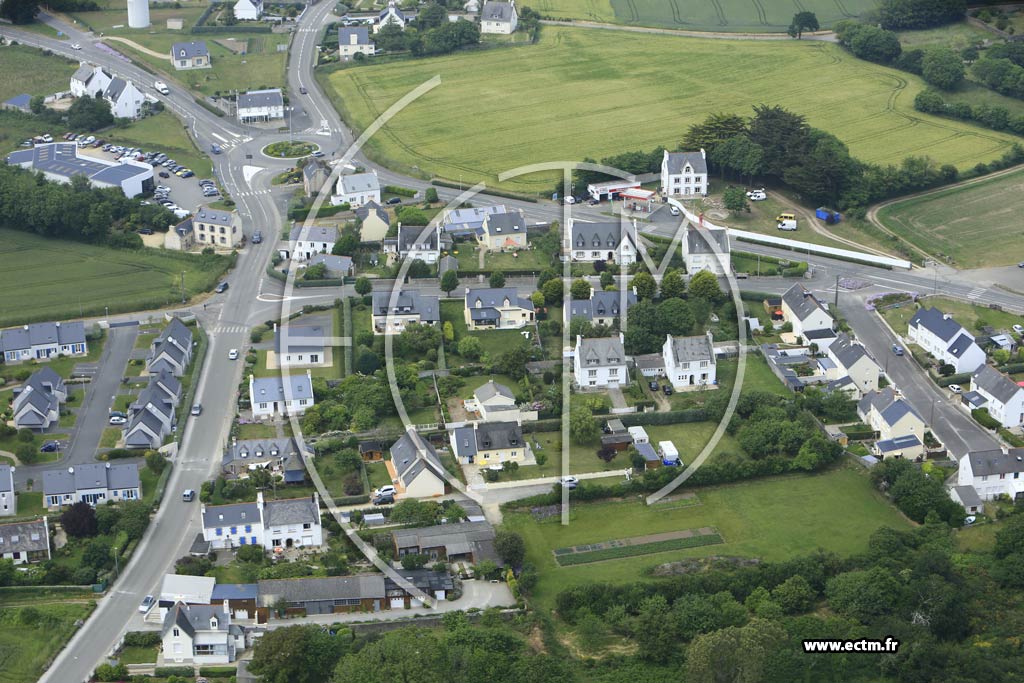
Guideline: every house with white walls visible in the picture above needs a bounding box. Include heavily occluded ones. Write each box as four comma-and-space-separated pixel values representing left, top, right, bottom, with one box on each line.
907, 306, 986, 374
573, 334, 628, 389
661, 149, 708, 197
969, 365, 1024, 429
249, 371, 315, 419
662, 332, 716, 391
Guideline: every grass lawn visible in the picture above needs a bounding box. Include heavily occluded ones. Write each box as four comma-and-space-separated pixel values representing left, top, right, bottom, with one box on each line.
876, 168, 1024, 268
323, 27, 1016, 194
103, 111, 212, 177
955, 521, 1000, 553
0, 229, 232, 327
453, 245, 553, 273
134, 331, 158, 350
236, 422, 278, 440
0, 602, 96, 683
13, 492, 45, 518
880, 296, 1023, 337
99, 428, 121, 449
118, 645, 158, 664
441, 300, 530, 361
0, 431, 68, 463
365, 461, 393, 490
895, 22, 993, 49
0, 44, 77, 104
719, 354, 789, 397
503, 464, 912, 609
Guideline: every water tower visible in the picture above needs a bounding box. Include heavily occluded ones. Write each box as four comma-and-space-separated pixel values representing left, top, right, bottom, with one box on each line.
127, 0, 150, 28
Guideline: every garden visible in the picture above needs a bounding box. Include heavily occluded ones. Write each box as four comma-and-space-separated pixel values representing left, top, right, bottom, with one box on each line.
264, 141, 318, 158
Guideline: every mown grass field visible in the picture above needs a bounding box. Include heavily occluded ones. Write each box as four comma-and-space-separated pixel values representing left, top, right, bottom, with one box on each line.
0, 229, 232, 326
875, 169, 1024, 267
0, 602, 95, 683
324, 27, 1018, 194
531, 0, 879, 32
502, 464, 911, 609
0, 44, 77, 103
102, 110, 213, 176
880, 295, 1023, 336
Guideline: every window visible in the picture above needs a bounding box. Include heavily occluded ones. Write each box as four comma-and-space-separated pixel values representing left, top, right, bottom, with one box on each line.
244, 525, 252, 533
609, 368, 618, 376
588, 370, 597, 377
239, 537, 246, 545
173, 628, 180, 637
259, 403, 267, 409
230, 526, 237, 534
303, 522, 312, 530
699, 360, 708, 368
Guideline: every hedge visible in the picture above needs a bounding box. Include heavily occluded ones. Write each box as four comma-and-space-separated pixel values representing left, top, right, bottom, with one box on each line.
192, 24, 272, 33
617, 409, 706, 426
431, 178, 538, 203
456, 268, 548, 277
155, 666, 196, 677
383, 184, 417, 197
998, 362, 1024, 375
103, 448, 142, 460
199, 666, 238, 677
333, 494, 370, 506
936, 372, 971, 388
972, 408, 1001, 430
123, 631, 162, 647
554, 533, 723, 566
288, 202, 350, 220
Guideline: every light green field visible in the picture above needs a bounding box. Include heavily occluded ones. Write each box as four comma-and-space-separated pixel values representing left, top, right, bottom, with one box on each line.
880, 296, 1023, 336
532, 0, 879, 32
0, 602, 95, 683
324, 27, 1018, 194
876, 169, 1024, 267
102, 110, 212, 176
0, 229, 232, 326
503, 464, 911, 609
0, 44, 77, 103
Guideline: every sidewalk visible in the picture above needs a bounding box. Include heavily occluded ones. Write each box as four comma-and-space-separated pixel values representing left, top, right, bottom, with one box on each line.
485, 469, 627, 490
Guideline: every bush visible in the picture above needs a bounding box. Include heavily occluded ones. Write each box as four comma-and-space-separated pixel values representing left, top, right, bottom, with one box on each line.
198, 666, 238, 677
973, 408, 1001, 430
155, 666, 197, 677
124, 631, 162, 647
383, 184, 417, 197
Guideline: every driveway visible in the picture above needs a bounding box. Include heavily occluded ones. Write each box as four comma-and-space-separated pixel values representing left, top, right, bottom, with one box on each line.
16, 324, 139, 487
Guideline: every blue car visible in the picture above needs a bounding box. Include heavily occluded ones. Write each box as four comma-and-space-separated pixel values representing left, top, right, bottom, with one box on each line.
892, 345, 904, 356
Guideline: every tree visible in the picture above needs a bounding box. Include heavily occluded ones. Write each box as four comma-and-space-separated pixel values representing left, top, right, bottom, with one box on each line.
570, 278, 591, 300
303, 263, 328, 280
722, 186, 749, 212
417, 2, 447, 29
921, 48, 965, 90
826, 567, 902, 621
711, 135, 764, 182
681, 112, 750, 158
61, 501, 98, 538
685, 619, 787, 683
354, 277, 372, 296
456, 336, 483, 361
541, 278, 564, 305
354, 348, 380, 375
569, 405, 598, 444
66, 95, 115, 132
440, 269, 459, 296
599, 271, 615, 289
0, 0, 39, 24
772, 574, 816, 614
879, 0, 967, 31
787, 11, 819, 38
250, 625, 349, 683
145, 450, 167, 475
596, 446, 617, 463
442, 321, 455, 343
494, 530, 526, 566
489, 271, 506, 288
400, 553, 428, 570
425, 187, 438, 203
660, 269, 686, 298
688, 270, 723, 302
655, 298, 695, 336
634, 595, 677, 662
994, 512, 1024, 559
631, 272, 657, 300
116, 500, 151, 541
835, 21, 902, 64
530, 290, 546, 308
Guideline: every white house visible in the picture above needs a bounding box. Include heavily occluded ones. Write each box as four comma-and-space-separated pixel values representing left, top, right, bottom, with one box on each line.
162, 602, 245, 665
970, 365, 1024, 429
661, 149, 708, 197
374, 0, 407, 32
566, 287, 637, 329
12, 368, 66, 431
388, 430, 447, 498
42, 463, 141, 509
237, 88, 284, 124
273, 323, 328, 369
907, 306, 987, 374
201, 492, 323, 551
463, 287, 535, 330
338, 26, 375, 59
170, 41, 211, 70
857, 389, 926, 459
0, 466, 15, 517
0, 518, 50, 565
450, 421, 530, 466
102, 77, 146, 119
233, 0, 263, 20
573, 334, 628, 389
148, 318, 194, 377
192, 206, 241, 248
569, 220, 637, 266
291, 225, 338, 261
334, 171, 381, 207
480, 0, 517, 34
371, 290, 440, 335
393, 225, 441, 264
956, 447, 1024, 502
683, 226, 730, 276
0, 321, 88, 364
663, 332, 717, 391
822, 333, 880, 397
463, 380, 516, 421
249, 371, 315, 419
781, 284, 835, 346
70, 63, 112, 98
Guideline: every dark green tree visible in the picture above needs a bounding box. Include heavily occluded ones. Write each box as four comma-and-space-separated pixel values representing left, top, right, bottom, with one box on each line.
787, 11, 819, 38
251, 625, 350, 683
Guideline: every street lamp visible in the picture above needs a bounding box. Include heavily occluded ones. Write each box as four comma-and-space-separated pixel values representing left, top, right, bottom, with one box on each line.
112, 546, 119, 578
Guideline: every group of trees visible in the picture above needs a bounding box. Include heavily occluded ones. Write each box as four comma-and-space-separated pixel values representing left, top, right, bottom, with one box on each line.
621, 270, 724, 354
916, 88, 1024, 138
0, 164, 177, 247
870, 457, 966, 526
878, 0, 966, 30
374, 14, 480, 57
300, 373, 398, 434
836, 21, 966, 91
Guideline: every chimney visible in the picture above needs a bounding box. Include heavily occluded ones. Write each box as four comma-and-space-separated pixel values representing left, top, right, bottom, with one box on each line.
68, 467, 74, 474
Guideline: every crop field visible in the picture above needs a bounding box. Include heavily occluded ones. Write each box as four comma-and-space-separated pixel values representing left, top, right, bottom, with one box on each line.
325, 27, 1019, 194
503, 464, 911, 609
0, 44, 77, 103
875, 169, 1024, 268
0, 229, 232, 326
532, 0, 879, 32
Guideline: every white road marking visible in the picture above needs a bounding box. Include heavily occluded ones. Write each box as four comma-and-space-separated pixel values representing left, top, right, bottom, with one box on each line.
211, 132, 229, 143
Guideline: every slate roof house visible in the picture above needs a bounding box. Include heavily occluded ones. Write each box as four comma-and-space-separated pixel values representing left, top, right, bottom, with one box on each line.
565, 287, 637, 328
237, 88, 284, 124
12, 367, 66, 431
42, 462, 141, 509
162, 602, 244, 664
354, 201, 389, 242
201, 492, 323, 551
374, 0, 407, 32
273, 323, 328, 368
442, 205, 507, 236
123, 370, 181, 449
661, 149, 708, 197
569, 220, 637, 265
956, 446, 1024, 502
393, 225, 442, 264
371, 290, 439, 335
70, 63, 112, 98
463, 380, 517, 421
233, 0, 263, 21
0, 321, 88, 364
392, 521, 498, 565
476, 211, 527, 252
463, 287, 535, 330
221, 438, 307, 481
147, 318, 194, 377
907, 306, 986, 374
101, 77, 146, 120
387, 430, 446, 498
334, 171, 380, 207
822, 333, 880, 398
573, 334, 628, 389
0, 518, 50, 565
258, 575, 387, 614
682, 226, 730, 276
338, 26, 376, 59
302, 159, 331, 198
857, 388, 926, 459
291, 225, 338, 262
249, 371, 315, 419
170, 41, 210, 69
307, 253, 354, 278
480, 0, 518, 33
450, 420, 529, 465
969, 365, 1024, 429
781, 284, 835, 347
192, 205, 241, 248
663, 332, 717, 391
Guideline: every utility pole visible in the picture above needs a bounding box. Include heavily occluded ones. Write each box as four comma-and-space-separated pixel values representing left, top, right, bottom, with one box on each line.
180, 271, 186, 304
834, 274, 839, 310
113, 546, 119, 578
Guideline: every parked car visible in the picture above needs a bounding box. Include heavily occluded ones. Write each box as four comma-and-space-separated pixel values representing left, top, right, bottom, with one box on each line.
138, 228, 153, 235
228, 349, 239, 360
158, 171, 170, 178
560, 475, 579, 490
648, 380, 659, 391
71, 43, 81, 50
669, 206, 681, 216
191, 404, 202, 416
372, 493, 394, 506
386, 197, 402, 205
949, 384, 963, 394
663, 385, 673, 396
138, 595, 155, 613
1014, 324, 1024, 335
374, 485, 397, 498
891, 345, 904, 356
215, 281, 229, 293
747, 189, 767, 201
182, 490, 195, 503
40, 441, 60, 453
108, 415, 127, 425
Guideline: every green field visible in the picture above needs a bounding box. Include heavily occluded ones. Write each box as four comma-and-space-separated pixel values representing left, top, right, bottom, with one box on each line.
876, 169, 1024, 267
0, 44, 77, 103
530, 0, 878, 32
103, 111, 213, 177
0, 602, 95, 683
880, 296, 1024, 337
0, 229, 232, 326
503, 464, 911, 608
324, 27, 1018, 194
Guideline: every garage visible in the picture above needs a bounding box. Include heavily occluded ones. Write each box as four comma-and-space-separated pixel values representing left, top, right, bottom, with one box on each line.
390, 597, 405, 609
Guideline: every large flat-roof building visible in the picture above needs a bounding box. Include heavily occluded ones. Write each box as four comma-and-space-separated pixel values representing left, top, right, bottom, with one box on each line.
6, 143, 153, 197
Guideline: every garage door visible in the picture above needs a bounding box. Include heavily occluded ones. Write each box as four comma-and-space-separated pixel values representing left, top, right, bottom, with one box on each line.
302, 536, 313, 546
390, 597, 405, 609
411, 598, 423, 608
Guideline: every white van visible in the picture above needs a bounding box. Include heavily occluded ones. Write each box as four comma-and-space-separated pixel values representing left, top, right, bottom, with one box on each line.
154, 81, 169, 95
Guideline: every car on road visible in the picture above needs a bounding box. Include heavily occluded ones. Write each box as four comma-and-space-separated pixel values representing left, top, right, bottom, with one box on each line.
138, 595, 155, 613
251, 231, 263, 244
311, 150, 324, 158
228, 349, 239, 360
299, 86, 308, 94
386, 197, 402, 205
891, 345, 904, 356
561, 475, 579, 490
211, 144, 222, 155
108, 415, 127, 425
40, 441, 60, 453
669, 206, 681, 216
949, 384, 963, 394
1019, 262, 1024, 268
372, 493, 394, 506
191, 403, 202, 416
71, 43, 81, 50
182, 489, 195, 502
215, 281, 229, 293
1014, 324, 1024, 335
374, 485, 397, 498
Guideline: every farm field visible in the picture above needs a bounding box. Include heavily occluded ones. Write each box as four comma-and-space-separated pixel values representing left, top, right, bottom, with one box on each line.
502, 464, 912, 609
0, 602, 95, 683
0, 44, 77, 103
875, 169, 1024, 268
324, 27, 1018, 194
530, 0, 879, 32
0, 229, 233, 326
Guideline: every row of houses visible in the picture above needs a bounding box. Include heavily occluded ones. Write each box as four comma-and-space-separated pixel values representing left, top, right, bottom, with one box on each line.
11, 368, 67, 431
42, 462, 141, 509
0, 321, 89, 364
70, 63, 147, 119
200, 492, 323, 551
573, 331, 720, 392
124, 370, 182, 449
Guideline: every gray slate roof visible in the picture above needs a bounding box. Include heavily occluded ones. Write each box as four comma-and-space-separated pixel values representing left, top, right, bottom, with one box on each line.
571, 221, 630, 250
664, 150, 707, 175
953, 485, 983, 508
465, 287, 534, 313
339, 172, 379, 196
392, 521, 495, 554
685, 227, 729, 255
293, 225, 337, 244
397, 225, 439, 253
829, 333, 872, 370
972, 365, 1022, 405
371, 290, 439, 323
308, 253, 353, 275
668, 334, 713, 363
195, 206, 233, 226
782, 284, 830, 324
237, 88, 283, 110
250, 373, 314, 403
263, 496, 318, 527
354, 200, 388, 225
482, 212, 525, 237
567, 289, 636, 322
71, 64, 95, 83
390, 430, 446, 487
858, 389, 922, 427
42, 463, 139, 497
258, 575, 385, 603
0, 465, 12, 494
162, 602, 228, 638
909, 307, 963, 342
0, 321, 86, 354
474, 421, 524, 451
451, 426, 477, 459
966, 448, 1024, 477
171, 41, 208, 59
481, 0, 515, 21
223, 437, 304, 467
202, 501, 260, 528
338, 26, 372, 45
948, 333, 978, 359
475, 380, 514, 402
577, 336, 625, 366
0, 519, 48, 557
274, 324, 326, 354
103, 77, 129, 102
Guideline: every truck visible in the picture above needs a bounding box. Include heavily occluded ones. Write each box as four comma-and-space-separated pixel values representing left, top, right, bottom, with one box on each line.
154, 81, 169, 95
777, 219, 798, 231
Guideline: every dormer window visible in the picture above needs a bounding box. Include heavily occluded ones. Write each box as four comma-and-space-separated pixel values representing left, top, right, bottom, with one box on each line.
271, 446, 279, 456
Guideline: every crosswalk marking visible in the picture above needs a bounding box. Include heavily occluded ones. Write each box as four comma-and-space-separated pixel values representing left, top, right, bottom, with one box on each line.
236, 190, 271, 197
966, 287, 986, 300
210, 325, 248, 335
